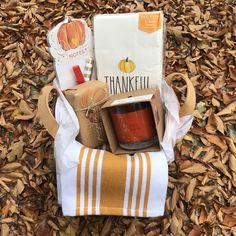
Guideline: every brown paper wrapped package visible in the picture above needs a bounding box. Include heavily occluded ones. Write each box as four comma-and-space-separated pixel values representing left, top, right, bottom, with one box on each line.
64, 80, 108, 148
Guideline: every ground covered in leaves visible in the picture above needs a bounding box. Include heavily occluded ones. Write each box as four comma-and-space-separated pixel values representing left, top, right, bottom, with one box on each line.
0, 0, 235, 235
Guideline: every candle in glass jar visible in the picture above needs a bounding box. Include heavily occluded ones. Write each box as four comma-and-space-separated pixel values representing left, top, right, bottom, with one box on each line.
109, 102, 157, 150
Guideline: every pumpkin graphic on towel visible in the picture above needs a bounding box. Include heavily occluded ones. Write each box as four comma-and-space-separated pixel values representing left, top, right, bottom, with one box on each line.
118, 57, 135, 73
57, 20, 85, 51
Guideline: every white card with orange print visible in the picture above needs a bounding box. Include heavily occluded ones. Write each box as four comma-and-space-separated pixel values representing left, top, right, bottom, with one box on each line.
48, 16, 96, 90
94, 11, 165, 94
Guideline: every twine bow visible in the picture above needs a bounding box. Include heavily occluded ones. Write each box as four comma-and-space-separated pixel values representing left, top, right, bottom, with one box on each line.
74, 96, 110, 118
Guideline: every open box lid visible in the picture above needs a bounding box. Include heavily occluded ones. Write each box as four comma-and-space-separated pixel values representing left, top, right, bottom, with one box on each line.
101, 88, 164, 154
103, 88, 157, 107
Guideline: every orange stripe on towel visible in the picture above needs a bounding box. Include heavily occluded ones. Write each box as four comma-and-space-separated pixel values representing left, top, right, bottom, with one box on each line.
100, 152, 127, 215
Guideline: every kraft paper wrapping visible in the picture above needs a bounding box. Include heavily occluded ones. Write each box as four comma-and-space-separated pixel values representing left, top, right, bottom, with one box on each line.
64, 81, 108, 148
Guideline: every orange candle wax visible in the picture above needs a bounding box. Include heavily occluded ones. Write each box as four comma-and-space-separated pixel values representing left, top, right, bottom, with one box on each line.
109, 102, 157, 150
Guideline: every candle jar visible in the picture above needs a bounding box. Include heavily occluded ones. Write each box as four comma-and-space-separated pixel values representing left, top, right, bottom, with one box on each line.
109, 102, 157, 150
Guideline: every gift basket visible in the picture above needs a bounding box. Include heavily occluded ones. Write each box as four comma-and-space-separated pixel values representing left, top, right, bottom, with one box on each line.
38, 12, 196, 217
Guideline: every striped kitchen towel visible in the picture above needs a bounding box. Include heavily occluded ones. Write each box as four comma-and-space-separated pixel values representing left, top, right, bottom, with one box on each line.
58, 147, 168, 217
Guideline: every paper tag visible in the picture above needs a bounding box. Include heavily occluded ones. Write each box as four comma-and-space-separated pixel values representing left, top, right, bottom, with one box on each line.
138, 13, 162, 33
111, 94, 153, 106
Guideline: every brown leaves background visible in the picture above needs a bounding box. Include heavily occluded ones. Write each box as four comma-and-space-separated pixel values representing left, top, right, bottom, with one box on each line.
0, 0, 235, 235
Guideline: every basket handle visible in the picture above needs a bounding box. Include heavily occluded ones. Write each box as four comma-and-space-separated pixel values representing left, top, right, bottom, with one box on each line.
37, 85, 59, 138
165, 73, 196, 117
38, 74, 196, 138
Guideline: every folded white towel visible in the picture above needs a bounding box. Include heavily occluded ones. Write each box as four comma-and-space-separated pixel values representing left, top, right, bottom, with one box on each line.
59, 147, 168, 217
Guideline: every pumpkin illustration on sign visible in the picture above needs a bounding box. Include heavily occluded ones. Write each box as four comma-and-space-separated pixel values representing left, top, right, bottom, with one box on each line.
57, 20, 85, 51
118, 58, 135, 73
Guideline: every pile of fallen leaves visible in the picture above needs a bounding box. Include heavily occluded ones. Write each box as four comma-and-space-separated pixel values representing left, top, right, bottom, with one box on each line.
0, 0, 235, 235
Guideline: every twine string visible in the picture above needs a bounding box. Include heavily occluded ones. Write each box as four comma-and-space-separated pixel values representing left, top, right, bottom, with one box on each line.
73, 95, 110, 141
74, 95, 110, 118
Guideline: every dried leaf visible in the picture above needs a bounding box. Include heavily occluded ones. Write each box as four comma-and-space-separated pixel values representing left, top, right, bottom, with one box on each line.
48, 0, 59, 4
186, 178, 196, 202
0, 77, 3, 92
3, 43, 17, 50
189, 24, 205, 32
36, 218, 50, 236
14, 114, 35, 121
229, 65, 236, 81
222, 215, 236, 227
5, 60, 14, 76
16, 179, 24, 194
202, 147, 215, 162
192, 146, 203, 159
48, 220, 59, 230
100, 217, 113, 236
205, 110, 217, 134
217, 209, 224, 223
22, 78, 37, 87
34, 13, 45, 23
217, 101, 236, 116
132, 1, 145, 12
125, 220, 136, 236
7, 138, 24, 162
186, 57, 197, 74
0, 180, 10, 192
1, 224, 10, 236
181, 163, 207, 174
1, 162, 22, 171
225, 137, 236, 156
221, 206, 236, 215
215, 116, 224, 134
229, 154, 236, 172
33, 46, 51, 61
1, 202, 13, 216
204, 134, 227, 150
188, 226, 203, 236
212, 98, 220, 107
12, 90, 24, 99
198, 207, 207, 224
191, 5, 201, 22
170, 212, 179, 235
19, 100, 33, 115
168, 26, 184, 42
65, 224, 76, 236
212, 160, 231, 178
5, 172, 23, 178
171, 187, 178, 211
146, 231, 159, 236
17, 44, 23, 62
215, 76, 225, 89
